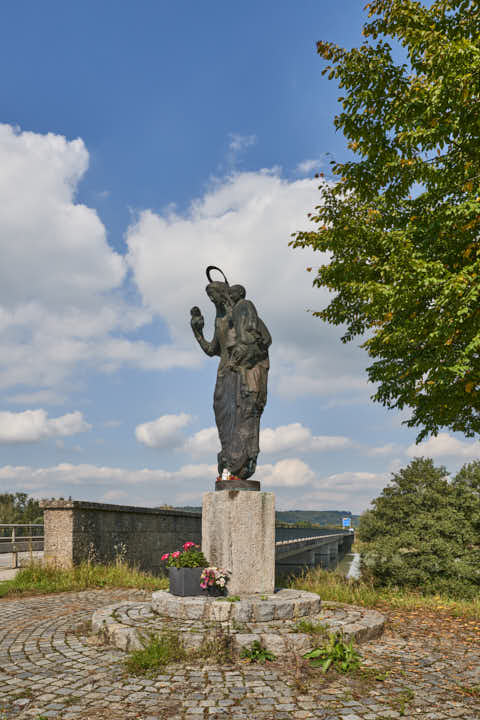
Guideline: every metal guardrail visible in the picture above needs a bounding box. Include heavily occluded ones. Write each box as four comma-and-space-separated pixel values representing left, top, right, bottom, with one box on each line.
0, 524, 44, 568
275, 532, 351, 547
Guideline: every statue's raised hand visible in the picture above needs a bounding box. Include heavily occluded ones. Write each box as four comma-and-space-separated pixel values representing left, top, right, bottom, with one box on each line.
190, 306, 204, 333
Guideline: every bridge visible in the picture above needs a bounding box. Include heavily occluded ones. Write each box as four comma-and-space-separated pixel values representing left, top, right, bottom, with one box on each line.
275, 531, 354, 575
1, 510, 355, 576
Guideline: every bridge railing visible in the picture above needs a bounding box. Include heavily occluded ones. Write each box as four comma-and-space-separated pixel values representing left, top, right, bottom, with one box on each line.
275, 530, 354, 572
275, 532, 351, 547
0, 524, 44, 568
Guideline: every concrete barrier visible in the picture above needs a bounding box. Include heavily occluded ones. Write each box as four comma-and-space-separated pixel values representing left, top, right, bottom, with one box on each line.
40, 500, 201, 574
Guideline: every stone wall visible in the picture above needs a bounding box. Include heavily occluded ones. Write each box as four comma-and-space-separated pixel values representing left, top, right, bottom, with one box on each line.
40, 500, 201, 574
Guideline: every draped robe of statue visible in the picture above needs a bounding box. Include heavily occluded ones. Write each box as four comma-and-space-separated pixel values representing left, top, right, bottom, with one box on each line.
190, 278, 271, 481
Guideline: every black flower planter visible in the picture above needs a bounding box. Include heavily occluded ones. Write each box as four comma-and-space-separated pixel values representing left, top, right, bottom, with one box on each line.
168, 567, 204, 597
202, 584, 227, 597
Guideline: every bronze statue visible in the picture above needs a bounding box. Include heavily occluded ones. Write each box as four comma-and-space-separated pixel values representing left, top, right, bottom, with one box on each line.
190, 266, 271, 489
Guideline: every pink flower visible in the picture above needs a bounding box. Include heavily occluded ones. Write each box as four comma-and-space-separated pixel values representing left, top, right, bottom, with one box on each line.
161, 553, 169, 561
183, 541, 195, 550
171, 551, 181, 558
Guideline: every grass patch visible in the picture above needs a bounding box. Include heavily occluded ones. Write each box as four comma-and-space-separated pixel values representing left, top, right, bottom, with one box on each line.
289, 566, 480, 620
293, 618, 329, 636
125, 631, 186, 676
126, 626, 235, 674
0, 560, 168, 598
198, 626, 235, 664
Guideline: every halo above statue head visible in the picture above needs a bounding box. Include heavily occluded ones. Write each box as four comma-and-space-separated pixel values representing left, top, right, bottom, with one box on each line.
206, 266, 229, 286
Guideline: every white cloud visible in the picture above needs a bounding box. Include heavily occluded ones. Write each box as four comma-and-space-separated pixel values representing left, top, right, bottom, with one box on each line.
0, 461, 216, 494
228, 133, 257, 155
183, 422, 351, 458
407, 433, 480, 460
260, 422, 351, 454
367, 443, 399, 457
135, 413, 192, 448
0, 409, 90, 444
0, 125, 124, 308
126, 169, 368, 402
257, 458, 316, 487
281, 471, 389, 514
0, 460, 387, 513
7, 390, 66, 406
0, 123, 201, 396
184, 426, 220, 456
296, 158, 322, 175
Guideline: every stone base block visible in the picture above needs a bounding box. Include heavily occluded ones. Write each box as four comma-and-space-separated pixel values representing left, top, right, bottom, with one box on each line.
202, 490, 275, 595
92, 599, 386, 657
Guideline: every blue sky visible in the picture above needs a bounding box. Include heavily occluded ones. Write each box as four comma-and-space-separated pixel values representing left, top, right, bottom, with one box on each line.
1, 1, 478, 513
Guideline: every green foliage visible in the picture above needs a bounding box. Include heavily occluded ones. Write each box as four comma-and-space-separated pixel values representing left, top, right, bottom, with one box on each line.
125, 632, 186, 676
165, 545, 208, 568
0, 560, 168, 598
358, 458, 480, 597
294, 619, 329, 636
292, 0, 480, 440
0, 492, 42, 524
290, 565, 480, 619
303, 633, 361, 673
240, 640, 276, 664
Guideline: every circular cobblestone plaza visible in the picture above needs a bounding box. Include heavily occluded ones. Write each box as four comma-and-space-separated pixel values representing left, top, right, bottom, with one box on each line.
0, 589, 479, 719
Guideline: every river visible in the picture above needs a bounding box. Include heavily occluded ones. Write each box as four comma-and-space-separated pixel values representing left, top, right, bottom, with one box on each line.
336, 552, 361, 579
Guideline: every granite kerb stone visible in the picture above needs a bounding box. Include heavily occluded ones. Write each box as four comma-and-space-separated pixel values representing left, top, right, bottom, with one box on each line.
151, 589, 321, 623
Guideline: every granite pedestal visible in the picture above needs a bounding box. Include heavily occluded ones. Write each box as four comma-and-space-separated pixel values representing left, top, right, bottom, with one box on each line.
202, 490, 275, 596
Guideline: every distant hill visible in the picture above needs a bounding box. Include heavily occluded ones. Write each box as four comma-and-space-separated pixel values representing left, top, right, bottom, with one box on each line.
174, 507, 360, 527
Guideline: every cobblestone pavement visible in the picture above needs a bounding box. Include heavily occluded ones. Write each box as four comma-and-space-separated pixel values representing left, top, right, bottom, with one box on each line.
0, 589, 478, 720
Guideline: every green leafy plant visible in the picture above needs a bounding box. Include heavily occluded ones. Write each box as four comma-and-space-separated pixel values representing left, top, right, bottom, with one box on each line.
216, 595, 240, 602
125, 631, 186, 676
240, 640, 276, 664
358, 458, 480, 598
161, 542, 208, 569
303, 633, 361, 673
292, 0, 480, 441
294, 619, 328, 636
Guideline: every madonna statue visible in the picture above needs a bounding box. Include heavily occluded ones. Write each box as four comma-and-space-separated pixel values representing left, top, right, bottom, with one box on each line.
190, 266, 271, 489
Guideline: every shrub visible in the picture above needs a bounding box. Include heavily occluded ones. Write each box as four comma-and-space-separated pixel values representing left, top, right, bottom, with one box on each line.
358, 458, 480, 598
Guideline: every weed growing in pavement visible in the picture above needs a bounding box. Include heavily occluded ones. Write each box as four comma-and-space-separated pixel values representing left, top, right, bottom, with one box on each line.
303, 633, 361, 674
215, 595, 240, 602
293, 619, 329, 636
198, 625, 235, 664
230, 619, 248, 632
0, 560, 168, 598
456, 684, 480, 699
125, 631, 187, 676
240, 639, 276, 664
393, 688, 415, 716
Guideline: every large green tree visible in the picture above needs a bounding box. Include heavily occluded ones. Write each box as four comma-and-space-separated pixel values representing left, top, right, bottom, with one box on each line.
0, 493, 42, 525
292, 0, 480, 440
358, 457, 480, 597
